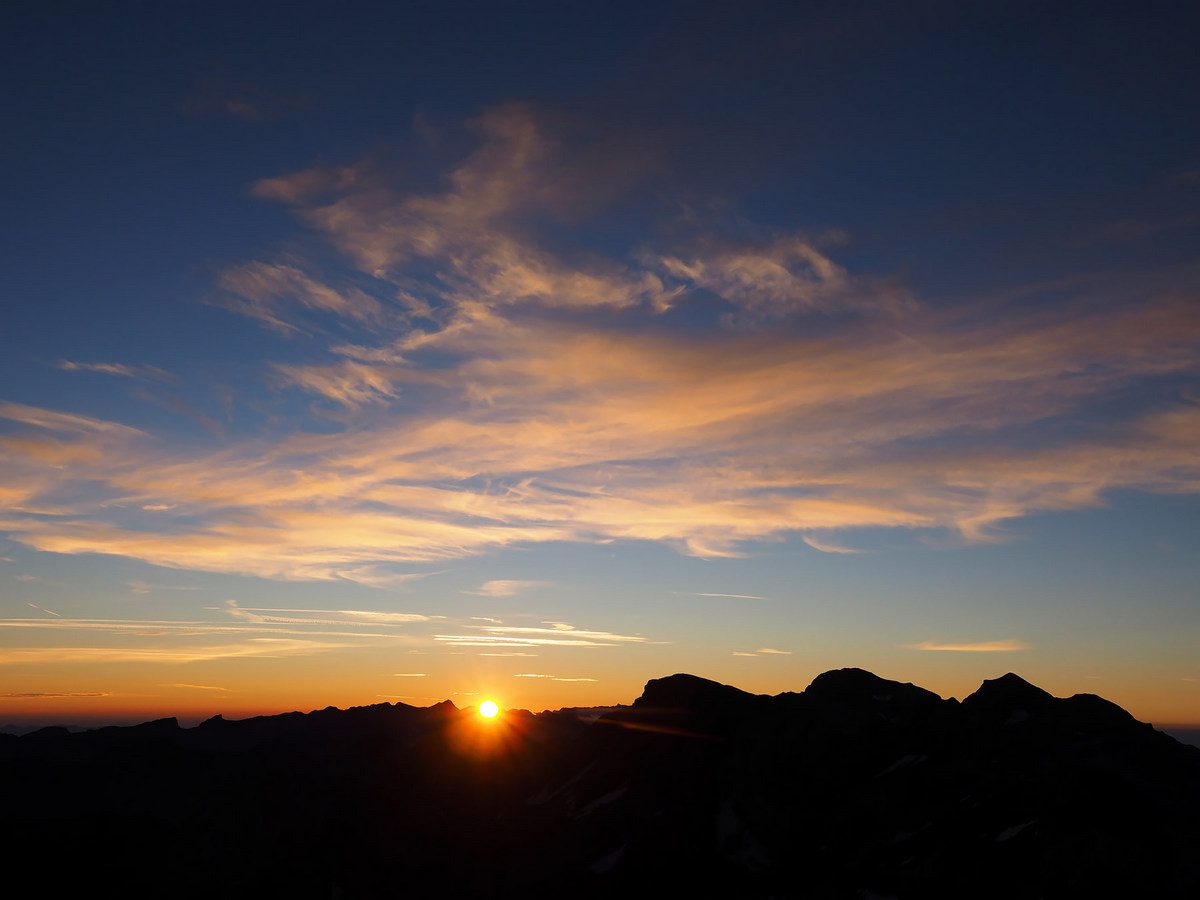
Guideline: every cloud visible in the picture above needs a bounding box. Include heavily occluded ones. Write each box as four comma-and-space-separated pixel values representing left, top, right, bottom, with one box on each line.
0, 401, 144, 436
338, 609, 437, 623
468, 580, 550, 597
251, 104, 677, 311
657, 235, 915, 319
755, 648, 791, 655
0, 615, 424, 644
223, 600, 436, 626
333, 568, 430, 589
273, 361, 397, 408
1, 691, 111, 699
3, 292, 1200, 576
58, 360, 173, 382
158, 683, 231, 692
802, 536, 863, 554
391, 673, 427, 677
906, 639, 1030, 653
25, 602, 60, 616
512, 673, 597, 682
1, 107, 1199, 583
692, 592, 767, 600
471, 622, 648, 642
434, 620, 653, 651
732, 651, 759, 657
435, 635, 611, 648
217, 261, 386, 335
4, 295, 1200, 575
128, 580, 198, 594
0, 639, 356, 665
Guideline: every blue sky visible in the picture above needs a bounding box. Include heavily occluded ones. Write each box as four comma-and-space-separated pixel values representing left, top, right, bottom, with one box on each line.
2, 1, 1198, 725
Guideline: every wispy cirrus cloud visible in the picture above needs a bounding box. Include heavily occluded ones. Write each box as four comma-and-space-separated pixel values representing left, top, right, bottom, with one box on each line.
1, 106, 1199, 584
25, 602, 60, 617
0, 639, 358, 666
0, 616, 411, 641
802, 536, 863, 554
159, 683, 231, 692
223, 600, 438, 625
468, 580, 550, 597
273, 360, 397, 408
435, 620, 652, 650
906, 639, 1030, 653
58, 360, 173, 382
657, 234, 915, 320
0, 401, 144, 436
129, 580, 197, 595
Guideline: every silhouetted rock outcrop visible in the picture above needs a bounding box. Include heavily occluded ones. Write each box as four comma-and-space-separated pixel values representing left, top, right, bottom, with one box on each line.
3, 671, 1198, 898
962, 671, 1053, 716
634, 672, 759, 709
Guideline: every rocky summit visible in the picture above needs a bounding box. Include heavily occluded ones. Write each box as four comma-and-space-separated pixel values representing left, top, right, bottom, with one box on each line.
4, 669, 1199, 898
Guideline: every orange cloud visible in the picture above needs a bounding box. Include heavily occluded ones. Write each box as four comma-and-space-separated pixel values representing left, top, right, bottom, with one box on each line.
216, 260, 388, 334
0, 638, 360, 666
2, 297, 1199, 575
907, 640, 1031, 653
2, 108, 1199, 581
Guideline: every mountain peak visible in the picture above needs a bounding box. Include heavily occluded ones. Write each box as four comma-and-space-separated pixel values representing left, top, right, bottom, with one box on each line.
804, 667, 944, 708
634, 673, 757, 710
963, 672, 1054, 713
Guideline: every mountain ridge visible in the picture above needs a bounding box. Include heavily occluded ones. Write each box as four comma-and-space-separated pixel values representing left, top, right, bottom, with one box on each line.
3, 669, 1198, 897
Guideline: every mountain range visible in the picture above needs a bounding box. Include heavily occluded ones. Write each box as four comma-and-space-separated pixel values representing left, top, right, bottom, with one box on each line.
4, 669, 1198, 897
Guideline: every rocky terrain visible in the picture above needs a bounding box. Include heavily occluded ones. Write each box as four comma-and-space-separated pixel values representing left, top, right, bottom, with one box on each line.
4, 669, 1199, 897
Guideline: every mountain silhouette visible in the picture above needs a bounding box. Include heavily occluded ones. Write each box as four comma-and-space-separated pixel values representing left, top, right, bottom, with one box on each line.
3, 670, 1198, 897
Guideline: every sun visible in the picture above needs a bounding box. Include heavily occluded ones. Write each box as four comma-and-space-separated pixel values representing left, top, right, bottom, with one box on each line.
478, 699, 500, 718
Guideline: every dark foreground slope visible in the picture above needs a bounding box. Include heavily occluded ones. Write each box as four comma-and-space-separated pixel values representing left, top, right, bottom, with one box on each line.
4, 670, 1199, 898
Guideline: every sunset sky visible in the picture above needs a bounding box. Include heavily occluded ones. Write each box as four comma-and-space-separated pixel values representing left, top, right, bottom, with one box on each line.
3, 1, 1198, 728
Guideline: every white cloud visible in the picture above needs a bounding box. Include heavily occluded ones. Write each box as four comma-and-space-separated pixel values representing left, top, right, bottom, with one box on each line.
802, 536, 863, 554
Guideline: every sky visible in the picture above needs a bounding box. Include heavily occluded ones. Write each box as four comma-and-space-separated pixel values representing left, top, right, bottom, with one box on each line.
2, 0, 1199, 728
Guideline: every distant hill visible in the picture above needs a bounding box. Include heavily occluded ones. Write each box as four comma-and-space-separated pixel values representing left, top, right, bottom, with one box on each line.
3, 669, 1198, 897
